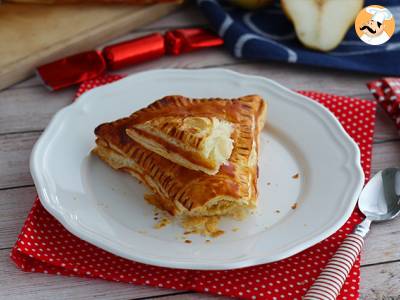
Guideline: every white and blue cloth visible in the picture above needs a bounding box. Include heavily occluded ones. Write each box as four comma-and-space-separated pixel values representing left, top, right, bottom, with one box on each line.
197, 0, 400, 75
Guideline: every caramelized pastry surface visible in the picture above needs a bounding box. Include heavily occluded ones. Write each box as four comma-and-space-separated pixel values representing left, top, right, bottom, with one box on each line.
93, 95, 267, 234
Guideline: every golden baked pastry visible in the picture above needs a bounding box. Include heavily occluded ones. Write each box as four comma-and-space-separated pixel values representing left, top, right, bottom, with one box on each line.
126, 114, 234, 175
93, 95, 267, 236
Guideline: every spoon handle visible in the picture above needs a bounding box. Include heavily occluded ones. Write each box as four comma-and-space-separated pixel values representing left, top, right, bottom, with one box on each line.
303, 233, 364, 300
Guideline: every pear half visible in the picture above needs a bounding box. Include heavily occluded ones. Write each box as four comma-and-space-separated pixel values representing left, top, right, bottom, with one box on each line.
282, 0, 364, 51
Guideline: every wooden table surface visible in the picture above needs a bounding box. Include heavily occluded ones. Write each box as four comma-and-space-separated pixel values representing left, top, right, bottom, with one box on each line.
1, 5, 400, 300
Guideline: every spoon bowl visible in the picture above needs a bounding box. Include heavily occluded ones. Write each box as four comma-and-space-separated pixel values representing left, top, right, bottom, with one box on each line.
358, 168, 400, 222
305, 167, 400, 300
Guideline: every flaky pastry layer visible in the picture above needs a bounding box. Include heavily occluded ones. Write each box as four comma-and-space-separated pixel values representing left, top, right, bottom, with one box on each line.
93, 95, 267, 234
126, 116, 234, 175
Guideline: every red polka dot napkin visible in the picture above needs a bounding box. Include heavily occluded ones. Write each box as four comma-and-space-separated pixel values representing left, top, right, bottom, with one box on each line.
367, 78, 400, 132
11, 74, 377, 300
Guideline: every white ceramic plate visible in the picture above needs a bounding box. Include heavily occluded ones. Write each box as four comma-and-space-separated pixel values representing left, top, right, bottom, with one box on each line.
31, 69, 364, 270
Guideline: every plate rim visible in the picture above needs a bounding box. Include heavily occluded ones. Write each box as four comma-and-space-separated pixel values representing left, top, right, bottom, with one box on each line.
30, 68, 365, 270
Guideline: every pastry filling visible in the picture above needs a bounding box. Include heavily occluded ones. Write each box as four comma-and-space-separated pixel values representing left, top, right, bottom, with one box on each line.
200, 118, 234, 168
127, 117, 234, 174
92, 95, 267, 238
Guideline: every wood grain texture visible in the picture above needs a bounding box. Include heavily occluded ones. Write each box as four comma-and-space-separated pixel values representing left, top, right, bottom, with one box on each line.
0, 60, 394, 137
0, 249, 179, 300
7, 5, 208, 91
374, 106, 400, 141
156, 293, 228, 299
1, 186, 400, 267
143, 4, 208, 30
362, 215, 400, 266
360, 261, 400, 299
0, 130, 397, 190
0, 132, 40, 189
0, 75, 399, 300
1, 257, 400, 300
0, 186, 36, 248
371, 140, 400, 175
0, 86, 74, 134
0, 4, 399, 300
0, 2, 179, 90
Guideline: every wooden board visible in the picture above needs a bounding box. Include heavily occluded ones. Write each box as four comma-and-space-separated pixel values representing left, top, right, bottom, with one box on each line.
0, 2, 179, 90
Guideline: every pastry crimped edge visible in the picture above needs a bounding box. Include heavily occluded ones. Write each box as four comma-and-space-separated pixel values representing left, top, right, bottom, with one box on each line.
93, 95, 267, 235
124, 95, 264, 175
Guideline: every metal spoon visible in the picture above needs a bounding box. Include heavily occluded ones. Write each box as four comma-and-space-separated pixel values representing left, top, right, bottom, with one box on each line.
304, 168, 400, 300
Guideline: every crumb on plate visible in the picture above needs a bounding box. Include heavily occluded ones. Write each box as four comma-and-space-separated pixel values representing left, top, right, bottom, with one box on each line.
211, 230, 224, 238
182, 216, 224, 237
292, 173, 300, 179
154, 218, 171, 229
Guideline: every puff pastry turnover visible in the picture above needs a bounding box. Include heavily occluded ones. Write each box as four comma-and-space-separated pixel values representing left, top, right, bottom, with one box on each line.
126, 116, 234, 175
93, 95, 267, 235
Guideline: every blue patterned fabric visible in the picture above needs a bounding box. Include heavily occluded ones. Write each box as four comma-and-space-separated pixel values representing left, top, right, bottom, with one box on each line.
197, 0, 400, 75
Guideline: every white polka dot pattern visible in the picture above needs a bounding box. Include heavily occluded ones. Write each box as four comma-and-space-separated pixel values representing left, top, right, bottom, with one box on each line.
10, 75, 377, 300
367, 78, 400, 132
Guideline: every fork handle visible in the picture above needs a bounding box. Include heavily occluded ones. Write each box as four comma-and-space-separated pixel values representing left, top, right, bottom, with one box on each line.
303, 233, 364, 300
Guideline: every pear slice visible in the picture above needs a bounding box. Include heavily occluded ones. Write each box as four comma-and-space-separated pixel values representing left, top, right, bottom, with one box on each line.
281, 0, 364, 51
